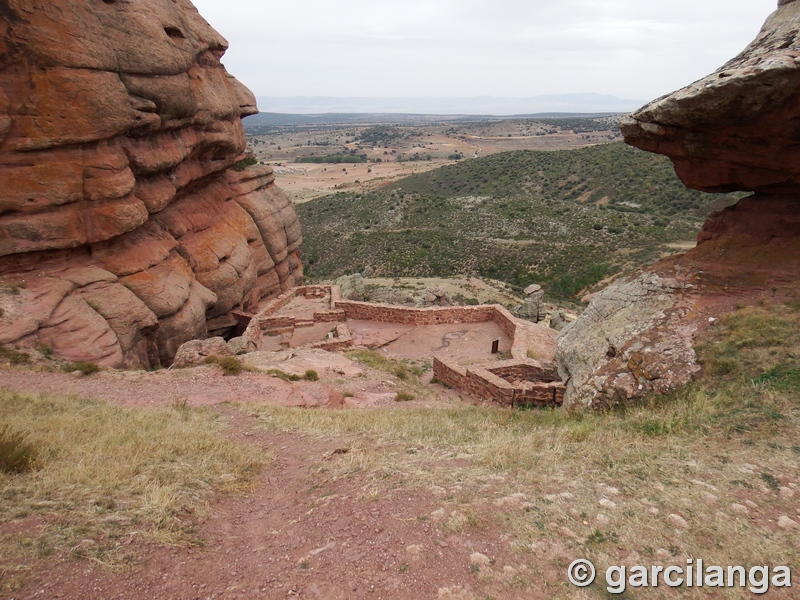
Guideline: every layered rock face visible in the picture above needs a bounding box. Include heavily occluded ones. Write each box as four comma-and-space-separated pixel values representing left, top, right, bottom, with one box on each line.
620, 0, 800, 194
558, 0, 800, 408
0, 0, 302, 368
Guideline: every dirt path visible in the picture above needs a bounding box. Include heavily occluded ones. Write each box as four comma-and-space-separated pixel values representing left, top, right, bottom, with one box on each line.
6, 402, 550, 600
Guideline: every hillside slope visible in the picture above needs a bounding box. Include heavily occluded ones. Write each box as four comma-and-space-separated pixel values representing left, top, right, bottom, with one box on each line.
298, 143, 740, 300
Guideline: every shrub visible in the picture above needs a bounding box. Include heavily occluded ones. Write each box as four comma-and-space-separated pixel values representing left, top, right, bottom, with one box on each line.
232, 155, 258, 171
394, 392, 415, 402
266, 368, 302, 382
304, 369, 320, 382
62, 362, 101, 376
0, 426, 38, 474
36, 343, 54, 359
204, 356, 245, 376
393, 365, 409, 380
0, 344, 30, 365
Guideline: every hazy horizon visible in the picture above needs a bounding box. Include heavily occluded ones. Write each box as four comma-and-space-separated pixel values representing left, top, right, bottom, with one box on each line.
253, 93, 645, 116
192, 0, 775, 102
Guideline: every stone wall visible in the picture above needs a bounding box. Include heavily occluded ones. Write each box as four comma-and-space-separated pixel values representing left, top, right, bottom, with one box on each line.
241, 284, 565, 407
310, 324, 352, 352
335, 301, 498, 326
434, 357, 565, 407
488, 360, 560, 384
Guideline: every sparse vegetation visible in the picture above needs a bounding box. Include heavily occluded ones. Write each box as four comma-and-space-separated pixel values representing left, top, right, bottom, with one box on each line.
62, 361, 100, 376
0, 391, 265, 571
0, 426, 38, 474
35, 343, 53, 359
232, 154, 258, 171
296, 154, 366, 164
345, 350, 425, 380
204, 356, 246, 376
299, 144, 742, 301
1, 301, 798, 595
0, 345, 30, 366
264, 368, 320, 382
266, 368, 302, 382
245, 301, 800, 590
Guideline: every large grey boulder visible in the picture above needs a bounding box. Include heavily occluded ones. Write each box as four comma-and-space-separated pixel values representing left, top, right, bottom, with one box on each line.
336, 274, 367, 301
556, 274, 700, 410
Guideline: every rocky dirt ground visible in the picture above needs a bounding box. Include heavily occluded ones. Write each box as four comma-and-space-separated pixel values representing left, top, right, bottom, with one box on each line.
0, 364, 563, 600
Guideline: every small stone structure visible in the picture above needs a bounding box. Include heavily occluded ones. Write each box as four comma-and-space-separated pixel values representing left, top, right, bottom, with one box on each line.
233, 284, 565, 407
433, 358, 564, 408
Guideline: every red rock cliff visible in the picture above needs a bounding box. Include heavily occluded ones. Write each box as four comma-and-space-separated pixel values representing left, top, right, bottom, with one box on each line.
0, 0, 302, 368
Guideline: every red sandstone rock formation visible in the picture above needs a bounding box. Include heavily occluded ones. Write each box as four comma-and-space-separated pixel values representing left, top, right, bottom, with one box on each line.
558, 0, 800, 408
0, 0, 302, 368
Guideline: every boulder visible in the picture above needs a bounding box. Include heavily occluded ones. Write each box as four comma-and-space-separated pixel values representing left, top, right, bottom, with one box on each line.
620, 0, 800, 193
172, 337, 234, 369
549, 311, 568, 332
558, 0, 800, 408
556, 274, 699, 410
0, 0, 302, 368
513, 284, 546, 323
336, 273, 367, 301
422, 286, 452, 307
227, 336, 257, 356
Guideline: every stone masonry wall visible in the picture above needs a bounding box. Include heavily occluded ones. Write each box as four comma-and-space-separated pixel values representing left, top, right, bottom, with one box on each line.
335, 301, 498, 326
434, 357, 566, 407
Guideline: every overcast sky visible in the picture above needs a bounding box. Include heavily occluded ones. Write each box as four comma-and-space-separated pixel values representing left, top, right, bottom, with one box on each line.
191, 0, 777, 102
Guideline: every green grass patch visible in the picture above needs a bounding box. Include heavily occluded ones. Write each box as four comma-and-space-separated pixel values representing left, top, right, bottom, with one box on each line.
0, 345, 30, 366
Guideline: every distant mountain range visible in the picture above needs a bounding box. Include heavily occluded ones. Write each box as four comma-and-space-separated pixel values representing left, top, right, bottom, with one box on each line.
254, 94, 644, 116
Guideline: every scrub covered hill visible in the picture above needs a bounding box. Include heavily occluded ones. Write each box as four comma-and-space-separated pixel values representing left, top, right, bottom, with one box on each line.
298, 143, 741, 300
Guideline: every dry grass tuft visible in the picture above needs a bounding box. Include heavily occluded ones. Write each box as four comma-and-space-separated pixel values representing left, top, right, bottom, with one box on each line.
0, 345, 31, 366
0, 391, 266, 582
203, 356, 246, 376
345, 349, 430, 400
62, 362, 101, 376
0, 426, 38, 474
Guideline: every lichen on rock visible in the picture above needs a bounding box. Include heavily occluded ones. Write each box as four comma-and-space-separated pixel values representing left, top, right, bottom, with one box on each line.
556, 274, 699, 409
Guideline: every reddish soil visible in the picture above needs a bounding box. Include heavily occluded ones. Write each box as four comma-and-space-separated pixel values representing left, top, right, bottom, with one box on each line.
0, 367, 337, 409
350, 320, 511, 366
1, 373, 556, 599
